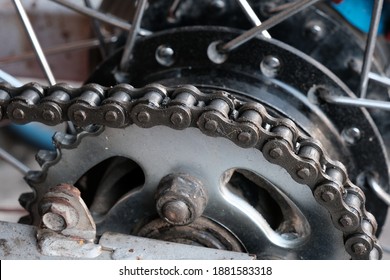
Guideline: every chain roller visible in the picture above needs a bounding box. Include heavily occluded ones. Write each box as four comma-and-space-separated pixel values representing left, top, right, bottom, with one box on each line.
0, 81, 382, 259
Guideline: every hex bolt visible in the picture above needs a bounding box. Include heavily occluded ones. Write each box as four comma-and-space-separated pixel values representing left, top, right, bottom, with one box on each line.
137, 111, 151, 123
105, 111, 118, 122
42, 109, 55, 121
170, 112, 184, 126
73, 110, 87, 122
260, 55, 281, 78
204, 119, 218, 132
296, 167, 311, 180
237, 132, 252, 144
269, 147, 283, 159
155, 45, 175, 67
352, 243, 368, 256
12, 108, 25, 120
156, 173, 208, 226
339, 214, 354, 228
42, 212, 66, 231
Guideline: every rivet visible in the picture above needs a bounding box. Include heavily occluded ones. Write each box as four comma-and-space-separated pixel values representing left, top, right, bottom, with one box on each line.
269, 147, 283, 159
105, 111, 118, 122
12, 108, 25, 120
73, 110, 87, 122
204, 119, 218, 132
137, 111, 151, 123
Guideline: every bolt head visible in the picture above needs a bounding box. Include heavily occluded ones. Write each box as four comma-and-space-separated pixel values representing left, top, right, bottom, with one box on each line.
260, 55, 281, 78
305, 21, 325, 41
342, 127, 361, 145
162, 200, 191, 224
156, 45, 175, 67
41, 201, 79, 229
209, 0, 226, 13
42, 212, 66, 231
269, 147, 283, 159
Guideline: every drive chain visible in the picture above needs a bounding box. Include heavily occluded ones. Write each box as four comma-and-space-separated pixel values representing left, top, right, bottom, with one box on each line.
0, 81, 382, 259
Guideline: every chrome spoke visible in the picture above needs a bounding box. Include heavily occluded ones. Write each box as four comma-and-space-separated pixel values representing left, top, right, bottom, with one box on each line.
236, 0, 271, 38
323, 94, 390, 111
367, 175, 390, 206
50, 0, 151, 36
0, 37, 117, 65
359, 0, 384, 99
119, 0, 148, 71
84, 0, 108, 58
168, 0, 182, 22
369, 72, 390, 88
0, 148, 31, 175
13, 0, 56, 86
221, 0, 321, 53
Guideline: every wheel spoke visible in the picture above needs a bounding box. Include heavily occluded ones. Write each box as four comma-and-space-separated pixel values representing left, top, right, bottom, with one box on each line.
84, 0, 109, 58
359, 0, 384, 99
0, 147, 31, 175
50, 0, 152, 36
221, 0, 321, 53
119, 0, 149, 71
368, 175, 390, 206
13, 0, 56, 86
0, 37, 117, 65
369, 72, 390, 88
236, 0, 271, 38
323, 94, 390, 111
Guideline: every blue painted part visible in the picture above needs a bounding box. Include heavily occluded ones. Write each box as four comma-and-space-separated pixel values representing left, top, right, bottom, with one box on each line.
9, 123, 55, 151
1, 72, 56, 151
332, 0, 390, 34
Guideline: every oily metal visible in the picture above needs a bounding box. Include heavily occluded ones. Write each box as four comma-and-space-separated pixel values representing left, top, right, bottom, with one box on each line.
0, 81, 382, 259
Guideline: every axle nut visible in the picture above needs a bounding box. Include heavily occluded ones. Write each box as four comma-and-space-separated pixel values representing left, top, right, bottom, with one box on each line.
155, 173, 208, 225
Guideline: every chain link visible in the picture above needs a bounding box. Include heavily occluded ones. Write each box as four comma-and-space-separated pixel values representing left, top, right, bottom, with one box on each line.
0, 82, 382, 259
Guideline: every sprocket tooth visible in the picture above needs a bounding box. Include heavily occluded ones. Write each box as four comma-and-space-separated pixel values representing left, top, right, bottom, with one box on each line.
18, 215, 32, 225
36, 150, 58, 167
53, 131, 78, 148
18, 192, 34, 209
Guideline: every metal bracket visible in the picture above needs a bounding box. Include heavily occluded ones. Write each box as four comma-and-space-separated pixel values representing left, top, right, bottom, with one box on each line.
0, 221, 254, 260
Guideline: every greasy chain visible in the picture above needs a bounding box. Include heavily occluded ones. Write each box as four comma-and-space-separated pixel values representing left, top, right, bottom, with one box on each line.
0, 82, 382, 259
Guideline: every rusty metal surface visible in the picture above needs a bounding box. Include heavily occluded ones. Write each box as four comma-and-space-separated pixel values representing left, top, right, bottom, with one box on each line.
37, 184, 101, 258
0, 221, 255, 260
